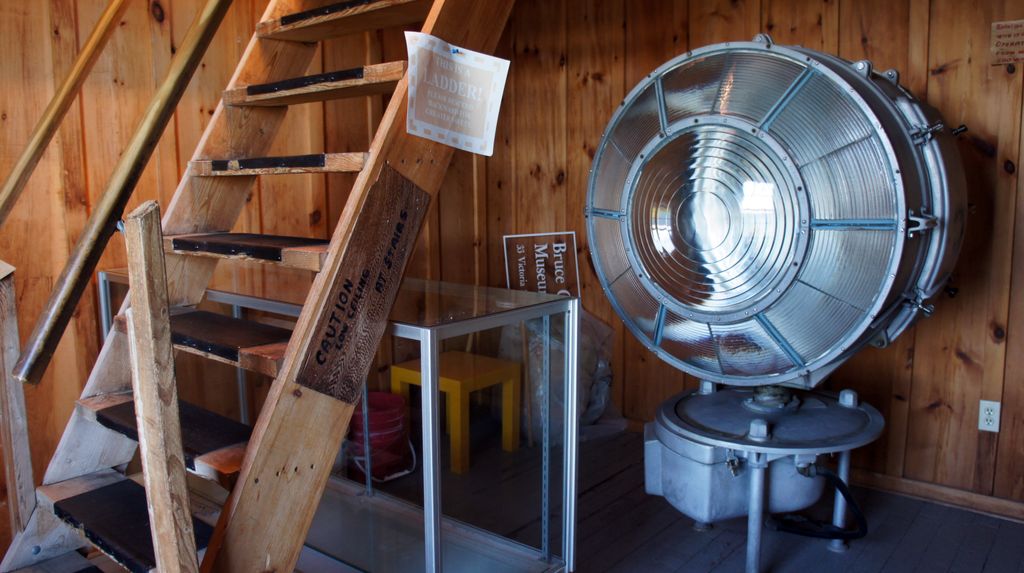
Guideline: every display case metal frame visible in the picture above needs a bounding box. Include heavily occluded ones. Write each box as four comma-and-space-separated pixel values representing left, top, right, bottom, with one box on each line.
98, 270, 580, 572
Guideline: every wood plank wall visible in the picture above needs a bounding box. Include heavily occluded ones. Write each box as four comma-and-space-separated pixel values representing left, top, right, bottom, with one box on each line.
1, 0, 1024, 542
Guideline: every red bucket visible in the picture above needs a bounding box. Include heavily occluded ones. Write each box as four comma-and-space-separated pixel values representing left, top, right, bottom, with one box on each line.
348, 392, 412, 481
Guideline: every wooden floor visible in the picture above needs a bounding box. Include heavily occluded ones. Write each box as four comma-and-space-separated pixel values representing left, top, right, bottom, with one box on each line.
369, 422, 1024, 573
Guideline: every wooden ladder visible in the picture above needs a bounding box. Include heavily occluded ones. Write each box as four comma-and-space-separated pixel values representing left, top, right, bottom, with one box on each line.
1, 0, 514, 571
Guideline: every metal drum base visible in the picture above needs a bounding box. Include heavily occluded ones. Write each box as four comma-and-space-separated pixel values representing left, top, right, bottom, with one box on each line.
644, 383, 883, 573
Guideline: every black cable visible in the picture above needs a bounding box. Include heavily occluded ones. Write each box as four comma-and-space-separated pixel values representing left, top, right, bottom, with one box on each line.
767, 465, 868, 541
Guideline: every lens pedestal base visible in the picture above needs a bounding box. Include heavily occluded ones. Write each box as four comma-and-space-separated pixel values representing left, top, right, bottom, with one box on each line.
644, 383, 883, 573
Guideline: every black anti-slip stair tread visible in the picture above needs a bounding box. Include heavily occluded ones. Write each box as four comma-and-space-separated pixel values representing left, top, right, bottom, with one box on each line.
171, 310, 291, 362
52, 480, 212, 573
94, 400, 251, 469
210, 153, 328, 171
279, 0, 378, 26
170, 232, 328, 262
259, 0, 431, 42
245, 67, 365, 96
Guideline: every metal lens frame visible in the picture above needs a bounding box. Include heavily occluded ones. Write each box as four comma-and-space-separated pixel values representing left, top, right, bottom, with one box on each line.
586, 37, 965, 388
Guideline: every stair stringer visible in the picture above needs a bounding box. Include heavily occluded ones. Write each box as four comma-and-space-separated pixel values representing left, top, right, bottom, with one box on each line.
1, 500, 85, 572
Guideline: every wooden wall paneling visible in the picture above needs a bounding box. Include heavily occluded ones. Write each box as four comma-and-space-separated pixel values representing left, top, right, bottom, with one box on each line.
477, 25, 515, 370
760, 0, 838, 52
438, 151, 486, 286
48, 0, 101, 397
621, 0, 690, 422
0, 1, 86, 489
77, 0, 177, 273
905, 0, 1024, 493
688, 0, 761, 47
998, 85, 1024, 501
140, 0, 180, 211
905, 0, 932, 98
996, 24, 1024, 504
73, 0, 174, 271
512, 0, 567, 237
485, 25, 516, 291
405, 171, 441, 282
436, 152, 484, 363
508, 0, 567, 424
566, 0, 626, 412
830, 0, 921, 477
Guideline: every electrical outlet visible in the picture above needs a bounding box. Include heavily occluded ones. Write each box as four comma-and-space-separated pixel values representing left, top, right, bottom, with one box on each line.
979, 400, 1001, 433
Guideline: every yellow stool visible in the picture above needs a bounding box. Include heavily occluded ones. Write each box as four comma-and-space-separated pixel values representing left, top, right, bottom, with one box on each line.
390, 351, 521, 474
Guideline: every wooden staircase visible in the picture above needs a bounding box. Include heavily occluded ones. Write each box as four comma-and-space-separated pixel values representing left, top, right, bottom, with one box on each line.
1, 0, 514, 571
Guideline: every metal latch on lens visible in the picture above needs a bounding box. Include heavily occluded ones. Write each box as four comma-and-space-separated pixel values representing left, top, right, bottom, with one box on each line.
911, 122, 944, 144
907, 210, 937, 237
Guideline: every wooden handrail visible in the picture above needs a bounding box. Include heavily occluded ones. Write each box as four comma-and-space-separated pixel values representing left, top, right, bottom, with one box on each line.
13, 0, 235, 385
0, 0, 131, 228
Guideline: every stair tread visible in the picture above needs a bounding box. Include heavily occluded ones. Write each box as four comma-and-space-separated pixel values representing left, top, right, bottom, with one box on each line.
166, 232, 328, 271
258, 0, 432, 42
190, 152, 366, 176
112, 310, 291, 378
238, 340, 289, 378
224, 62, 406, 106
171, 310, 291, 365
85, 396, 251, 478
51, 478, 212, 573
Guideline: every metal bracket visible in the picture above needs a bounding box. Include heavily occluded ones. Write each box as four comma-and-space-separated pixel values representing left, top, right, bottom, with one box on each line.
911, 295, 935, 318
906, 210, 937, 237
852, 60, 873, 78
911, 122, 944, 144
793, 454, 818, 471
869, 330, 890, 348
726, 450, 741, 476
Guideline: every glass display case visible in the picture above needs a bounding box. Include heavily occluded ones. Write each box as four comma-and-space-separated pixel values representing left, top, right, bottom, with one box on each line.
98, 269, 580, 572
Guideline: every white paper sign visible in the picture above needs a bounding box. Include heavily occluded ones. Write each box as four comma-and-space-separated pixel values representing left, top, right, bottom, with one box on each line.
992, 19, 1024, 65
405, 31, 510, 156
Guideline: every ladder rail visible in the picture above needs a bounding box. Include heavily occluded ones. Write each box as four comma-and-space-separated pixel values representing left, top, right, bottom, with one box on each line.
12, 0, 234, 387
